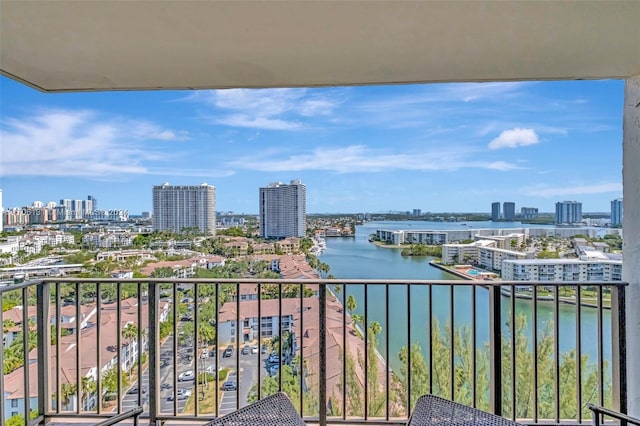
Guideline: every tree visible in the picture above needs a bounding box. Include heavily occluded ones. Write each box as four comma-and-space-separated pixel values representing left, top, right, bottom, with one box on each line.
60, 382, 78, 411
346, 295, 357, 315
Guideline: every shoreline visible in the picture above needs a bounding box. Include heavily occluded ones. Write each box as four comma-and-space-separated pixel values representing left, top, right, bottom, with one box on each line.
429, 261, 612, 310
369, 240, 404, 249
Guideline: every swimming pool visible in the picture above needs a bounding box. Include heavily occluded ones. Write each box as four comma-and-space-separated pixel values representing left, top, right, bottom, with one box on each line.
466, 268, 480, 275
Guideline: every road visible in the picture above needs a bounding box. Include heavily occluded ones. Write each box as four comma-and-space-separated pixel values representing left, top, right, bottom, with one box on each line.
119, 337, 272, 416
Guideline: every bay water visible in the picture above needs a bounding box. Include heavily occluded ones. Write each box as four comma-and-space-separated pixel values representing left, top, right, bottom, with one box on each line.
319, 221, 612, 374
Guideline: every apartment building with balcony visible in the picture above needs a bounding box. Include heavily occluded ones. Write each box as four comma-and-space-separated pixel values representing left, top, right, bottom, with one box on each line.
502, 258, 623, 282
152, 183, 216, 235
259, 180, 306, 239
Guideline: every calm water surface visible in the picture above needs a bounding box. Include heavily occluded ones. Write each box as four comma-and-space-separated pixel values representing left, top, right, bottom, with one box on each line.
319, 221, 612, 374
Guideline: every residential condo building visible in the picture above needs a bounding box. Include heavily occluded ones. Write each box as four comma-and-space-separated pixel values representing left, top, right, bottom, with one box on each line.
503, 202, 516, 221
521, 207, 539, 219
491, 202, 500, 221
611, 198, 623, 227
259, 180, 306, 239
555, 200, 582, 224
152, 183, 216, 234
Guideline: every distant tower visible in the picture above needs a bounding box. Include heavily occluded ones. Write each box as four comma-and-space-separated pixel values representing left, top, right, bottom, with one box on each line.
491, 202, 501, 221
503, 202, 516, 221
555, 201, 582, 224
520, 207, 539, 219
152, 183, 216, 234
611, 198, 623, 226
259, 180, 306, 238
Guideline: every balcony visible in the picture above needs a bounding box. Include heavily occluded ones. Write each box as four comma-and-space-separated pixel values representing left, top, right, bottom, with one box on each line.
0, 278, 628, 425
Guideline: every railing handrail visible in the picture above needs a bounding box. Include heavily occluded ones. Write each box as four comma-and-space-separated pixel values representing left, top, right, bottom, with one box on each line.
36, 277, 630, 286
0, 277, 627, 425
589, 404, 640, 426
95, 407, 143, 426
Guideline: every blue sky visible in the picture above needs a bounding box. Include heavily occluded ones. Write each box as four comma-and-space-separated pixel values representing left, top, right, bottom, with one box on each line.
0, 76, 623, 215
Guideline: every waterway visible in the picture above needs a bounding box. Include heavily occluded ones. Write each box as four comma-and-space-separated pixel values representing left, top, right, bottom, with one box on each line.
319, 221, 612, 375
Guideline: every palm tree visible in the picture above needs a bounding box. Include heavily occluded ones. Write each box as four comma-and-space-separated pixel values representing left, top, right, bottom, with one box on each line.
60, 382, 77, 411
81, 376, 97, 410
122, 323, 138, 377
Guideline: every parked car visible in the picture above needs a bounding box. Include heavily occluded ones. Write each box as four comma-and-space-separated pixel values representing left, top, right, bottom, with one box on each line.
251, 345, 259, 354
241, 345, 250, 355
223, 346, 233, 358
178, 370, 195, 381
168, 389, 192, 401
267, 353, 280, 363
268, 364, 280, 377
221, 380, 237, 391
127, 385, 147, 395
261, 344, 268, 354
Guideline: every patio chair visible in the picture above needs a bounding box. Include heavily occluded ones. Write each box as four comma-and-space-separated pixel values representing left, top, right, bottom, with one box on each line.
204, 392, 307, 426
407, 395, 520, 426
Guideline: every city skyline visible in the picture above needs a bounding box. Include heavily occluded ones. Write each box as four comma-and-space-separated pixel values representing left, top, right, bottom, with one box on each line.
0, 76, 624, 214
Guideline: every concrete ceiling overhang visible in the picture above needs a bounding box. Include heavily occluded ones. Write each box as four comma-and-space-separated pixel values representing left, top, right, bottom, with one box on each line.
1, 1, 639, 93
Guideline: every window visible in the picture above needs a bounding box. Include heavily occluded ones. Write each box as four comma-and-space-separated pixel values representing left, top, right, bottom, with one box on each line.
11, 399, 18, 407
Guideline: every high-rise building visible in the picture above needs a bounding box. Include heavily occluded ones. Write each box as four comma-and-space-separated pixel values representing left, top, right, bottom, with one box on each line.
59, 199, 72, 221
259, 180, 306, 239
611, 198, 623, 227
503, 202, 516, 221
83, 195, 97, 217
152, 183, 216, 234
521, 207, 539, 219
555, 201, 582, 224
491, 202, 501, 221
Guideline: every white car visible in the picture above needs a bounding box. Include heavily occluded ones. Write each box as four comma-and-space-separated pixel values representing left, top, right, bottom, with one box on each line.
168, 389, 192, 401
178, 370, 195, 381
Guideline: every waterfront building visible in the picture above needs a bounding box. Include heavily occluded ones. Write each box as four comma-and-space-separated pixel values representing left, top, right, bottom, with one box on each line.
478, 233, 525, 250
259, 180, 306, 239
555, 200, 582, 224
441, 240, 495, 265
478, 246, 529, 271
503, 202, 516, 221
611, 198, 623, 227
413, 209, 421, 216
491, 202, 501, 221
502, 257, 622, 282
442, 238, 528, 269
0, 188, 3, 233
152, 183, 216, 234
521, 207, 539, 219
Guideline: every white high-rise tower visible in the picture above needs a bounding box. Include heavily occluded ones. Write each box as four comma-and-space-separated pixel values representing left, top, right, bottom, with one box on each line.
259, 180, 306, 239
152, 183, 216, 234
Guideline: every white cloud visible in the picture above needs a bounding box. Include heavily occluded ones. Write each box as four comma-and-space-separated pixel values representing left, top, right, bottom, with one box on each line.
0, 109, 187, 177
194, 88, 341, 130
217, 115, 302, 131
488, 128, 539, 150
483, 161, 522, 171
226, 144, 519, 174
525, 183, 622, 197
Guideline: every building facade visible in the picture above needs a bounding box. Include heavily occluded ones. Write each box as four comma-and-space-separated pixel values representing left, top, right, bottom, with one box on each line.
502, 258, 622, 282
503, 202, 516, 221
611, 198, 623, 227
259, 180, 306, 239
152, 183, 216, 234
555, 200, 582, 224
521, 207, 539, 219
491, 202, 500, 221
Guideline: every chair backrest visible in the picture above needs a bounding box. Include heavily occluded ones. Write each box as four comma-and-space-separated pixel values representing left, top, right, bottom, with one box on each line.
205, 392, 306, 426
408, 395, 520, 426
